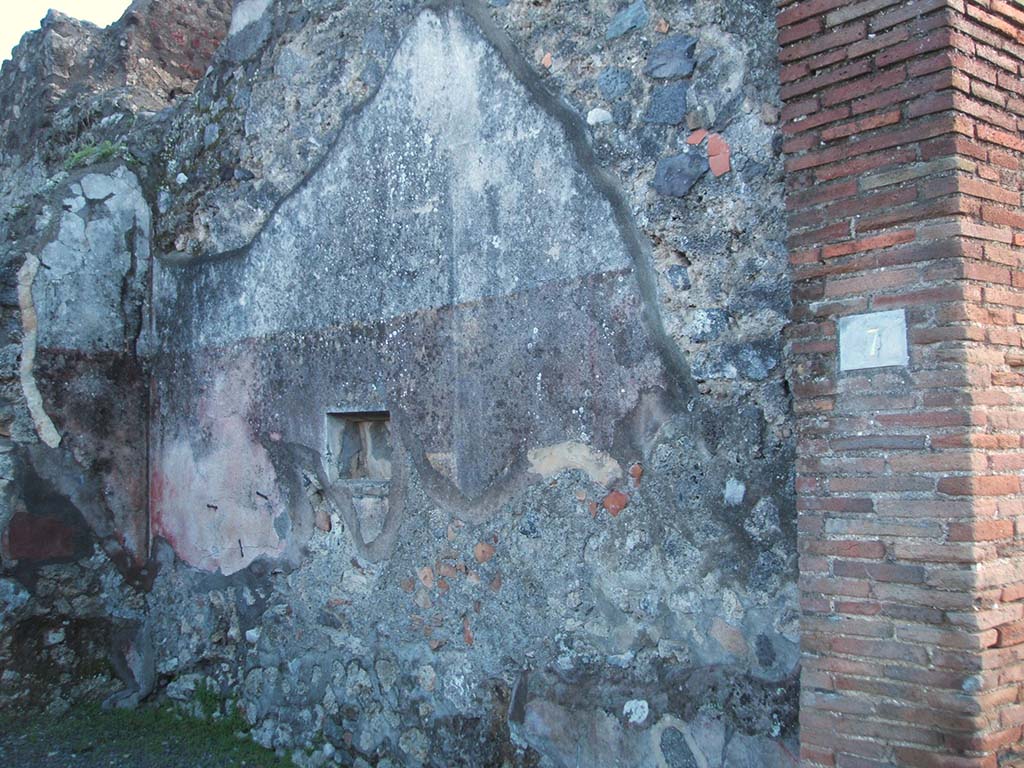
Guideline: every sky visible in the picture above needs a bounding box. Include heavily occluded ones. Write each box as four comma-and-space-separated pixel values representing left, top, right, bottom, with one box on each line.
2, 1, 130, 64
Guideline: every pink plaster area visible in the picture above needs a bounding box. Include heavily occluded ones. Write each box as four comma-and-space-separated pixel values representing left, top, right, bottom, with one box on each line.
151, 357, 287, 575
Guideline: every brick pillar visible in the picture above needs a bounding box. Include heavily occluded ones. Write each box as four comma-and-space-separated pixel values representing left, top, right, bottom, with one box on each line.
779, 0, 1024, 765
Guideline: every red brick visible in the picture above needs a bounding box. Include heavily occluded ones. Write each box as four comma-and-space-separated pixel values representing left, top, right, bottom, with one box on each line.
968, 3, 1021, 37
821, 229, 916, 258
938, 475, 1022, 496
875, 28, 954, 67
777, 0, 849, 28
977, 123, 1024, 152
821, 66, 907, 108
848, 25, 910, 59
779, 16, 822, 45
997, 621, 1024, 648
780, 22, 868, 63
960, 177, 1021, 205
821, 110, 904, 142
781, 60, 873, 100
870, 0, 958, 33
948, 520, 1015, 541
804, 539, 887, 559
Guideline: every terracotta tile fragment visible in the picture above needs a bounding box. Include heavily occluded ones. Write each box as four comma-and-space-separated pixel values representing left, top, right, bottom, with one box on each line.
603, 490, 629, 516
686, 129, 708, 145
417, 566, 434, 589
709, 151, 731, 177
474, 542, 496, 563
628, 463, 644, 484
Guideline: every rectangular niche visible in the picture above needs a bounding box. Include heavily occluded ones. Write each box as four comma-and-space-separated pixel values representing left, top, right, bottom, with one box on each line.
325, 410, 392, 543
325, 410, 392, 481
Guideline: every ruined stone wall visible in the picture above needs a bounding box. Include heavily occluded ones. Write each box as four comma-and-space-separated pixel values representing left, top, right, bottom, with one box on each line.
0, 0, 231, 715
1, 1, 797, 765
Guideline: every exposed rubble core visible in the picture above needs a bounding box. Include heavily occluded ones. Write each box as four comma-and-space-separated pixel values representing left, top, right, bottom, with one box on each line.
0, 1, 795, 765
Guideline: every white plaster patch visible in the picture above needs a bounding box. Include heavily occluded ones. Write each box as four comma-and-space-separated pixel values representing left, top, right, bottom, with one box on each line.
229, 0, 273, 36
17, 254, 61, 448
723, 478, 745, 506
623, 699, 649, 725
527, 441, 623, 487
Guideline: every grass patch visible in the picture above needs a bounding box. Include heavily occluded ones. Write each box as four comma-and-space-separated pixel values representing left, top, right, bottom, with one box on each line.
0, 702, 293, 768
64, 140, 127, 171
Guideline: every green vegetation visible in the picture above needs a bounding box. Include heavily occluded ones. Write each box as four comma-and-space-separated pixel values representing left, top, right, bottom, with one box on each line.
193, 680, 225, 719
64, 140, 128, 170
0, 702, 293, 768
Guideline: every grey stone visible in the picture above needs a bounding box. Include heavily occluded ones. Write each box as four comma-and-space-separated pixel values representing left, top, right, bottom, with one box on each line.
606, 1, 649, 40
598, 67, 633, 100
686, 717, 727, 766
734, 342, 780, 381
644, 34, 698, 79
694, 341, 780, 381
723, 733, 796, 767
0, 578, 29, 622
587, 107, 614, 125
80, 173, 118, 201
204, 123, 220, 147
687, 308, 728, 342
744, 498, 781, 542
666, 264, 691, 290
653, 152, 708, 197
398, 728, 430, 763
612, 100, 633, 125
643, 80, 688, 124
661, 727, 699, 768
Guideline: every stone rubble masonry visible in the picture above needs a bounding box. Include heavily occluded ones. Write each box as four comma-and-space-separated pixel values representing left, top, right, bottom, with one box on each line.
0, 0, 232, 160
779, 0, 1024, 765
